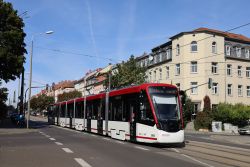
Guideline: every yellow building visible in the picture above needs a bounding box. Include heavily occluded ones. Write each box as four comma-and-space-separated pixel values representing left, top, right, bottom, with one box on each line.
137, 28, 250, 115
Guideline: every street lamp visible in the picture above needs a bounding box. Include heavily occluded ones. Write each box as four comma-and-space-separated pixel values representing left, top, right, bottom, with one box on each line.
27, 31, 54, 129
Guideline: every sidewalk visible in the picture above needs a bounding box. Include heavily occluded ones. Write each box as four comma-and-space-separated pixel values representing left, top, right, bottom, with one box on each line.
0, 118, 37, 135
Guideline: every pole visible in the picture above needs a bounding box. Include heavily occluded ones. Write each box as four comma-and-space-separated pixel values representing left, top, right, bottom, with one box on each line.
20, 68, 25, 114
17, 78, 20, 114
27, 39, 33, 129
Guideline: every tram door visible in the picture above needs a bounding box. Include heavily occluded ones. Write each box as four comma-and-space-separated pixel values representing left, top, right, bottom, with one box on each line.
69, 112, 73, 129
86, 101, 91, 132
97, 100, 103, 134
129, 99, 137, 142
57, 105, 60, 126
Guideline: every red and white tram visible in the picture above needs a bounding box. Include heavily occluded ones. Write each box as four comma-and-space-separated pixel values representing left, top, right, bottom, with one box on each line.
47, 83, 184, 144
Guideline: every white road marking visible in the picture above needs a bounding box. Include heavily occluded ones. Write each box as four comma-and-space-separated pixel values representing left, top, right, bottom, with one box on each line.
171, 148, 180, 153
55, 142, 63, 145
45, 135, 51, 138
102, 137, 110, 141
74, 158, 92, 167
115, 141, 125, 144
134, 146, 149, 151
62, 148, 73, 153
182, 154, 214, 167
49, 138, 56, 141
52, 125, 81, 133
91, 134, 96, 137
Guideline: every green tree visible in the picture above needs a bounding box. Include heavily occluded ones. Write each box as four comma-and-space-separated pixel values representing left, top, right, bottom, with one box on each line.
0, 0, 26, 82
57, 90, 82, 102
183, 98, 194, 127
30, 94, 55, 112
106, 55, 147, 89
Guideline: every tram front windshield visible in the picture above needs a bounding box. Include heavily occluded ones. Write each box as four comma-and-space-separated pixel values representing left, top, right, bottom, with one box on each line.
149, 87, 180, 121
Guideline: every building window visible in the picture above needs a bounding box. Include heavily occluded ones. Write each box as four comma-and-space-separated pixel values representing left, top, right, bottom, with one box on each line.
212, 41, 217, 53
236, 47, 241, 57
166, 66, 170, 79
166, 49, 171, 59
247, 86, 250, 97
156, 54, 161, 63
211, 62, 218, 74
245, 49, 250, 59
149, 72, 152, 82
238, 66, 242, 77
246, 67, 250, 78
176, 83, 180, 91
191, 82, 198, 94
227, 84, 232, 96
159, 68, 162, 80
191, 41, 197, 52
191, 61, 197, 73
176, 44, 180, 55
175, 64, 180, 75
226, 45, 231, 56
212, 83, 218, 95
227, 64, 232, 76
238, 85, 243, 97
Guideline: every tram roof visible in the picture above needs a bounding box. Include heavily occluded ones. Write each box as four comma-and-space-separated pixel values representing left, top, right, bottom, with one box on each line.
53, 83, 176, 105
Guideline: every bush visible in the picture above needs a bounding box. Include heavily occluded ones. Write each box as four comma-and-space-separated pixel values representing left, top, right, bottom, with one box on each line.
213, 103, 250, 127
194, 112, 213, 130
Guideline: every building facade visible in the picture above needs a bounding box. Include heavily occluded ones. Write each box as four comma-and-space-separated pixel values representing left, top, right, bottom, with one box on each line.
137, 27, 250, 115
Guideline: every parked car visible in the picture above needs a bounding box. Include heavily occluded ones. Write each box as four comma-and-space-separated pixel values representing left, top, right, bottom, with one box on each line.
238, 125, 250, 135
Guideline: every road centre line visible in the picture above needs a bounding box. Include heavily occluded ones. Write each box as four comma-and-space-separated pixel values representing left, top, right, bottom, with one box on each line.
74, 158, 92, 167
49, 138, 56, 141
62, 148, 74, 153
55, 142, 63, 145
134, 146, 149, 151
44, 135, 51, 138
181, 154, 214, 167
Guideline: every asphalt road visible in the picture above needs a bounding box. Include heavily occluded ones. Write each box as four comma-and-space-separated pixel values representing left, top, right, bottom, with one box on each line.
1, 117, 250, 167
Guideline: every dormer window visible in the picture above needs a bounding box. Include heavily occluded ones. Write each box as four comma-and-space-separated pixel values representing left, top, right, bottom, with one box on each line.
245, 49, 249, 59
236, 47, 241, 57
226, 45, 231, 56
191, 41, 197, 52
212, 42, 217, 53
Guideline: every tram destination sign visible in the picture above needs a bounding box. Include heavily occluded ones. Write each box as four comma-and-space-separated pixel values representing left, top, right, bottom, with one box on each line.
149, 86, 177, 94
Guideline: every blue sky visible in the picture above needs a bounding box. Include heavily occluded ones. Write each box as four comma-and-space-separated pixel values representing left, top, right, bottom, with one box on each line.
3, 0, 250, 104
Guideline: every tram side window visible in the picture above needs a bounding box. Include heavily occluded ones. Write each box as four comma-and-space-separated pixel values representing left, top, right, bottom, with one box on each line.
138, 91, 155, 126
110, 96, 123, 121
75, 102, 83, 118
92, 99, 101, 120
67, 103, 74, 118
100, 98, 105, 119
60, 105, 66, 117
56, 106, 60, 117
123, 93, 140, 122
86, 101, 93, 119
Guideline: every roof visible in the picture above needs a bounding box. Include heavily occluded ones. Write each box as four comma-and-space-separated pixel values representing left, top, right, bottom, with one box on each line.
170, 27, 250, 43
152, 41, 172, 52
194, 27, 250, 43
54, 80, 75, 90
